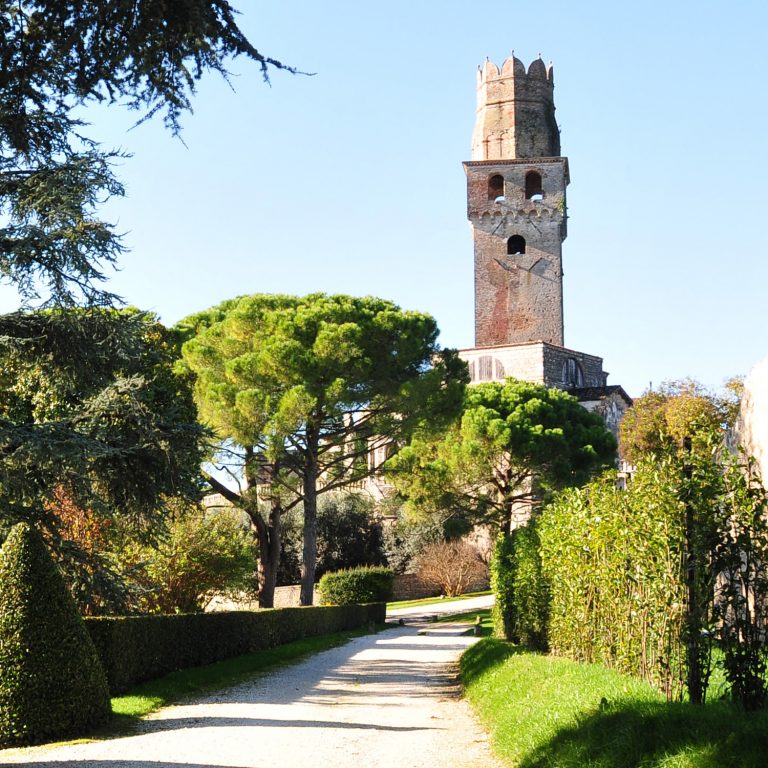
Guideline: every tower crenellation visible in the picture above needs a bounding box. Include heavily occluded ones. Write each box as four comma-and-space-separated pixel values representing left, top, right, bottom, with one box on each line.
472, 55, 559, 161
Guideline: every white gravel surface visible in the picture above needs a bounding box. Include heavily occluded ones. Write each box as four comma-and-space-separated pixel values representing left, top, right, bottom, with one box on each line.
1, 611, 501, 768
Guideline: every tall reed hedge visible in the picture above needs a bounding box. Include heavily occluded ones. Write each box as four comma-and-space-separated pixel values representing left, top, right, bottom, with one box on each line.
539, 462, 688, 698
538, 452, 768, 707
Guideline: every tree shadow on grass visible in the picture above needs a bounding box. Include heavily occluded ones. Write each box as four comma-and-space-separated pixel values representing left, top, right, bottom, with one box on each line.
459, 637, 528, 683
518, 699, 768, 768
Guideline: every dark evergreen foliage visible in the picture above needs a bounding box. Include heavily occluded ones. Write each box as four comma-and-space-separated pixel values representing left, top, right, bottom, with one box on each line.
0, 522, 110, 747
0, 310, 205, 543
278, 493, 387, 585
86, 603, 385, 695
0, 2, 283, 586
491, 525, 549, 650
0, 1, 294, 306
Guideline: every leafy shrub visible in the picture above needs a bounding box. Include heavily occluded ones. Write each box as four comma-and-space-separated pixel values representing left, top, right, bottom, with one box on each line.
491, 525, 549, 650
713, 457, 768, 710
491, 534, 515, 640
44, 486, 133, 616
112, 506, 258, 613
317, 566, 394, 605
0, 523, 111, 747
86, 602, 385, 694
415, 540, 488, 597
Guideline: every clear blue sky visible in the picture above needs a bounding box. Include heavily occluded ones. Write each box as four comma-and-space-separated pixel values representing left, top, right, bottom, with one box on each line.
4, 1, 766, 397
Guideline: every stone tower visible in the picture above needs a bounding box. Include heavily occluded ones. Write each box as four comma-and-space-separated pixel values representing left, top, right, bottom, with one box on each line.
458, 53, 631, 441
464, 55, 568, 347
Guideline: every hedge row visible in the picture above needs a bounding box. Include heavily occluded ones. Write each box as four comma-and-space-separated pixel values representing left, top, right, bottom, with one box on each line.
86, 602, 385, 695
491, 525, 548, 651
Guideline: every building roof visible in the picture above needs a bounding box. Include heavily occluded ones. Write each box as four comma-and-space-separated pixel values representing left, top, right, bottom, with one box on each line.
567, 385, 633, 406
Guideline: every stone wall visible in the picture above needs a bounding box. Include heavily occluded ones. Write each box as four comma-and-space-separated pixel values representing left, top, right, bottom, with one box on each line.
205, 573, 490, 611
471, 56, 559, 161
460, 340, 606, 390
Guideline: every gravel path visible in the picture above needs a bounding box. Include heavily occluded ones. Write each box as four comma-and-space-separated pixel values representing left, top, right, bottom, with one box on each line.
1, 612, 501, 768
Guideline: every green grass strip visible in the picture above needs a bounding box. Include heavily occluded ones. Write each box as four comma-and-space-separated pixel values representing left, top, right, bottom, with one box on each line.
436, 607, 493, 636
461, 638, 768, 768
387, 590, 491, 610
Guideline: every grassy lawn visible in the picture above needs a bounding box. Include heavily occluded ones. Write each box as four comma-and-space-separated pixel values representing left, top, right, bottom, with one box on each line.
461, 638, 768, 768
387, 590, 492, 610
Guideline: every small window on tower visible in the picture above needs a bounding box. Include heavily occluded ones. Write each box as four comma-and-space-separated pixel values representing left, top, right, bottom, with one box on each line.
525, 171, 544, 201
478, 356, 494, 381
488, 174, 505, 201
507, 235, 526, 255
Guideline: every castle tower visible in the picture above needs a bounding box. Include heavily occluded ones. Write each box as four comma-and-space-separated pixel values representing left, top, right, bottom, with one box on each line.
464, 55, 568, 347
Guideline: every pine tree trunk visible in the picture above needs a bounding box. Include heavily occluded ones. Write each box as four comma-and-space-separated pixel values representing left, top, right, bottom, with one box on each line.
300, 429, 319, 605
258, 499, 283, 608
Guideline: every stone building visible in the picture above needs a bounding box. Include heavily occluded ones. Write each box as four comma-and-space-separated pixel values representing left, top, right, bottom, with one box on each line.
458, 55, 631, 435
736, 356, 768, 484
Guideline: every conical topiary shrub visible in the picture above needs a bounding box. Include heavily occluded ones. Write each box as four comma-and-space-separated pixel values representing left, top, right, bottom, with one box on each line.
0, 522, 111, 747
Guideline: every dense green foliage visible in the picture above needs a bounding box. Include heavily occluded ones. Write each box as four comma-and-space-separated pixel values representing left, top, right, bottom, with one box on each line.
461, 638, 768, 768
491, 526, 548, 650
0, 311, 205, 605
0, 311, 204, 524
278, 492, 387, 584
317, 566, 394, 606
540, 464, 688, 698
0, 1, 287, 602
540, 451, 768, 706
178, 293, 466, 605
86, 602, 385, 695
0, 523, 110, 747
389, 379, 616, 533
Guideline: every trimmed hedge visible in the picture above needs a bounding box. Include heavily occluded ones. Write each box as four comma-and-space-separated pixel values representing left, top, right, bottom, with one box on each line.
86, 602, 385, 694
0, 523, 111, 747
317, 566, 394, 605
491, 524, 549, 650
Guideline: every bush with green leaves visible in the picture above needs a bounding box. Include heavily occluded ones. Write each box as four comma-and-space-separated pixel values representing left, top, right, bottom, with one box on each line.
491, 524, 549, 650
540, 449, 768, 708
0, 523, 110, 747
317, 566, 394, 605
540, 464, 690, 699
111, 505, 259, 613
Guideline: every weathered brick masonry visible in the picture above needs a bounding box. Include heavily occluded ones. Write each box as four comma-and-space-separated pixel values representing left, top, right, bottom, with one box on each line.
458, 53, 631, 443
